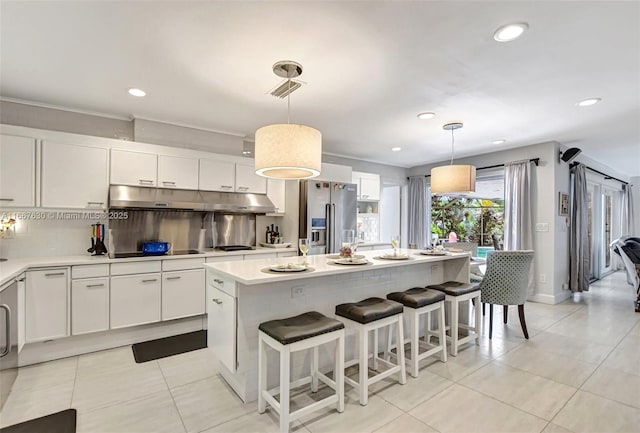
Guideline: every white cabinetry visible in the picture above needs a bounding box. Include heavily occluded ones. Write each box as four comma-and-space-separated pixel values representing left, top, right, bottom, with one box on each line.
158, 155, 199, 190
207, 276, 236, 372
0, 134, 36, 207
41, 141, 108, 209
25, 268, 69, 342
110, 149, 158, 187
352, 171, 381, 200
71, 277, 109, 335
110, 273, 161, 328
235, 163, 266, 194
267, 178, 286, 214
199, 159, 235, 192
161, 269, 205, 320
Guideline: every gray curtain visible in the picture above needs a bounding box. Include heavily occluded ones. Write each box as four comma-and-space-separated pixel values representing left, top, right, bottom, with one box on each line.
621, 184, 636, 235
570, 164, 590, 293
408, 176, 428, 249
504, 160, 533, 250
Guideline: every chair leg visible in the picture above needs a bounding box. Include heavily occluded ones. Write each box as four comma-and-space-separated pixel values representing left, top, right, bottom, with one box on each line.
258, 334, 267, 414
372, 329, 379, 371
450, 299, 459, 356
336, 333, 345, 413
518, 304, 529, 339
503, 305, 508, 324
279, 348, 290, 433
489, 304, 494, 339
396, 316, 407, 385
438, 304, 447, 362
474, 295, 481, 345
359, 328, 369, 406
482, 302, 485, 316
410, 310, 419, 378
311, 345, 319, 392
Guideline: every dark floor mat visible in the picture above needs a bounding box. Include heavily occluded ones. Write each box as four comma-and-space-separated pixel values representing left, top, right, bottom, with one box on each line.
0, 409, 76, 433
132, 330, 207, 363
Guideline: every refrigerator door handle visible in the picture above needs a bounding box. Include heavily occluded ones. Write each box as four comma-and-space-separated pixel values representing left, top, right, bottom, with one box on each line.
331, 203, 336, 253
325, 203, 332, 252
0, 304, 11, 358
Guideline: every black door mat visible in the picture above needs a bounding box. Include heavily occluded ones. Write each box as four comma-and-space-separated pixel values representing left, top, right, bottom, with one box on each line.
0, 409, 76, 433
132, 330, 207, 363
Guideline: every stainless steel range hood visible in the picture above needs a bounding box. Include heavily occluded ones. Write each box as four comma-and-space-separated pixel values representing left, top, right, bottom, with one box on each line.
109, 185, 276, 213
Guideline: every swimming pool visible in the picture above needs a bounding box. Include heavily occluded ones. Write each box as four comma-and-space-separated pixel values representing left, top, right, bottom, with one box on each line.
477, 247, 494, 258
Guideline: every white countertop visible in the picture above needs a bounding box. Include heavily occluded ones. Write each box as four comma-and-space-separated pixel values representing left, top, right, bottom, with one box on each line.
204, 249, 470, 285
0, 246, 297, 289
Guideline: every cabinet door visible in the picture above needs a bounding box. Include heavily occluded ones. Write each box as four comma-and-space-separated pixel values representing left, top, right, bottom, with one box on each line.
158, 155, 199, 190
71, 277, 109, 335
110, 149, 157, 187
277, 251, 297, 258
0, 134, 36, 207
267, 178, 286, 213
41, 141, 108, 209
207, 285, 236, 372
359, 174, 380, 200
235, 163, 266, 194
199, 159, 235, 192
110, 273, 161, 329
244, 252, 277, 261
351, 172, 361, 199
26, 269, 69, 342
161, 269, 205, 320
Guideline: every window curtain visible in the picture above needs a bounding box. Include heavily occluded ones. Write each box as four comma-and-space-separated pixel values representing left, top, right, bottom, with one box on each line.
621, 184, 636, 235
408, 176, 429, 249
570, 163, 590, 293
504, 160, 533, 251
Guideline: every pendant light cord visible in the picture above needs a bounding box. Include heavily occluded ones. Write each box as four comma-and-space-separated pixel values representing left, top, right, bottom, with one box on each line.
450, 127, 455, 165
287, 79, 291, 124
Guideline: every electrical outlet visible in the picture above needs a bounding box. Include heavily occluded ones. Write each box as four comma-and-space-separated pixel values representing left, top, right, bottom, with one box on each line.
539, 274, 547, 283
291, 286, 304, 298
535, 223, 549, 232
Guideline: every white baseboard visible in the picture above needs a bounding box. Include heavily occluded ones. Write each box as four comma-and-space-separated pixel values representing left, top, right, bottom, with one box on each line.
528, 290, 571, 305
18, 316, 204, 366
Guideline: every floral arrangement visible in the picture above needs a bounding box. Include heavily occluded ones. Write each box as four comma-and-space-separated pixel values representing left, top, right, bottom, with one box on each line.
0, 218, 16, 239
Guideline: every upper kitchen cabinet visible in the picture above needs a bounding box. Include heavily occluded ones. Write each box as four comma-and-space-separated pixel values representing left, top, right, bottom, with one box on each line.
267, 178, 286, 214
158, 155, 199, 190
199, 158, 235, 192
0, 134, 36, 208
235, 163, 267, 194
110, 149, 157, 187
352, 171, 381, 201
41, 141, 108, 209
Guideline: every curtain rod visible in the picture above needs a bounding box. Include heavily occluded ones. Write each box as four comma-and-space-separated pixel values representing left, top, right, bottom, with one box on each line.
570, 162, 629, 185
409, 157, 540, 179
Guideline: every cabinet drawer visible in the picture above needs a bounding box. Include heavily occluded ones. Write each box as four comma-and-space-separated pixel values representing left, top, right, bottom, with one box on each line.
110, 273, 161, 329
71, 277, 109, 335
277, 251, 298, 258
244, 252, 277, 261
72, 264, 110, 279
205, 255, 244, 263
110, 260, 161, 276
206, 270, 236, 298
162, 258, 205, 272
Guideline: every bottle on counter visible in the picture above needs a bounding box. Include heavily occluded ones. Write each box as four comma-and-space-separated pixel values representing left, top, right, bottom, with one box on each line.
266, 226, 271, 243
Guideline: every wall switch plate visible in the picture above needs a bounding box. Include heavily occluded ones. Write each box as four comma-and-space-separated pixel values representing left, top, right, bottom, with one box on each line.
539, 274, 547, 283
291, 286, 304, 298
535, 223, 549, 232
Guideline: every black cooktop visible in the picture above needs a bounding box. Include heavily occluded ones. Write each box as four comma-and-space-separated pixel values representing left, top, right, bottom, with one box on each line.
112, 250, 201, 259
216, 245, 254, 252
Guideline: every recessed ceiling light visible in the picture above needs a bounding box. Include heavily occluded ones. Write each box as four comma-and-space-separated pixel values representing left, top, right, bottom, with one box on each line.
391, 147, 402, 152
242, 150, 252, 155
493, 23, 528, 42
128, 88, 146, 97
417, 112, 436, 120
492, 139, 506, 145
576, 98, 601, 107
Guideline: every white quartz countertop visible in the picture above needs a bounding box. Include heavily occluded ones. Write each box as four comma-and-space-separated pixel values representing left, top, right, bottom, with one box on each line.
0, 246, 297, 289
204, 249, 470, 285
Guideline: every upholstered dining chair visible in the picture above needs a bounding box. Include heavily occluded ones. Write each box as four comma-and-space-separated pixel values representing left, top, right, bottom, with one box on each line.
478, 250, 534, 339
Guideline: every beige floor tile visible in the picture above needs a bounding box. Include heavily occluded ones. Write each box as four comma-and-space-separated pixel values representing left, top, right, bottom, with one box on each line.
0, 380, 74, 427
601, 343, 640, 377
368, 368, 453, 411
526, 331, 614, 364
475, 335, 524, 359
541, 423, 575, 433
171, 376, 254, 433
77, 389, 186, 433
409, 384, 547, 433
72, 359, 167, 413
552, 390, 640, 433
299, 394, 403, 433
496, 345, 598, 388
545, 314, 637, 345
460, 362, 576, 420
581, 366, 640, 408
201, 410, 309, 433
373, 413, 438, 433
10, 356, 77, 391
424, 347, 491, 381
76, 346, 138, 379
158, 347, 219, 389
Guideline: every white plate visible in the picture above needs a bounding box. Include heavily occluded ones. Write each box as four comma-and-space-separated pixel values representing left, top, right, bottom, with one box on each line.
260, 242, 292, 248
269, 264, 307, 272
333, 258, 370, 265
419, 250, 447, 256
377, 254, 410, 260
326, 254, 365, 260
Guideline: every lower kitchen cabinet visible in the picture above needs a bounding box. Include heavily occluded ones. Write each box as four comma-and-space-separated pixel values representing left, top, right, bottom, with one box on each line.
71, 277, 109, 335
110, 273, 161, 329
26, 268, 69, 342
161, 269, 205, 320
207, 282, 236, 372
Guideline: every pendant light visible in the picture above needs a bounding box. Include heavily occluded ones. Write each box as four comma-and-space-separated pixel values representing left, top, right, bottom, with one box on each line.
430, 122, 476, 194
254, 61, 322, 179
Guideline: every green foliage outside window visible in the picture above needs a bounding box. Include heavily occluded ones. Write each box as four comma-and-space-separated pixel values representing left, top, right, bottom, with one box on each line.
431, 196, 504, 247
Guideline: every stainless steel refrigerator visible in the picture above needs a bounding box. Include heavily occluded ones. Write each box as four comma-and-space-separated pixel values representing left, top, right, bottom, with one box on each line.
299, 180, 357, 254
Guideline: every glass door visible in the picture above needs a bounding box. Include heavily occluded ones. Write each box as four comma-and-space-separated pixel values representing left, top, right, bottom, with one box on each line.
587, 183, 596, 281
601, 190, 615, 276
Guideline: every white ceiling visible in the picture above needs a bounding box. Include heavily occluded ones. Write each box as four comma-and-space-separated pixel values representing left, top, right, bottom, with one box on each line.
1, 1, 639, 176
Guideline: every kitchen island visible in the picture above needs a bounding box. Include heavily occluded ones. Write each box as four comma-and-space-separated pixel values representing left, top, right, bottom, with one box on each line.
204, 249, 470, 402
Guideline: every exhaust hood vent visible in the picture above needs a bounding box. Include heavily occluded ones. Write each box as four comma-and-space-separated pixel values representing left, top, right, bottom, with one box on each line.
109, 185, 276, 213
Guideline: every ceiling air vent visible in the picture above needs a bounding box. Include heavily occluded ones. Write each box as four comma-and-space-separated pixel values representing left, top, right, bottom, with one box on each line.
269, 79, 303, 98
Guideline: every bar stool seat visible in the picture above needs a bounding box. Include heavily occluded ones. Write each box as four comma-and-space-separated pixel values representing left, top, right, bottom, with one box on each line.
427, 281, 481, 356
387, 288, 447, 377
258, 311, 345, 433
335, 297, 406, 406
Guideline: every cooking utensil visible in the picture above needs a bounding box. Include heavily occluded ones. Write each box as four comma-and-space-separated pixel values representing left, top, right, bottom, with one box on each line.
142, 241, 171, 255
87, 224, 96, 253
